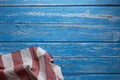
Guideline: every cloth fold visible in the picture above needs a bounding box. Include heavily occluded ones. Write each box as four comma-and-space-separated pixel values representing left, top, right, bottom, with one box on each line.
0, 46, 64, 80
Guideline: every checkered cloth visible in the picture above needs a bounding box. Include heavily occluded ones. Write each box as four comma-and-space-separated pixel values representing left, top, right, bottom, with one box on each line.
0, 47, 64, 80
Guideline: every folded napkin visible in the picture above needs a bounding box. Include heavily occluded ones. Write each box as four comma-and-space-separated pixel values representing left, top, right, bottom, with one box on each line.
0, 46, 64, 80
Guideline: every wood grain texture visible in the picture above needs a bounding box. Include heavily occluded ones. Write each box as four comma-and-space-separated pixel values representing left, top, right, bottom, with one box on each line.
0, 0, 120, 5
0, 43, 120, 74
56, 57, 120, 73
0, 7, 120, 24
0, 0, 120, 80
0, 43, 120, 57
63, 74, 120, 80
0, 24, 120, 41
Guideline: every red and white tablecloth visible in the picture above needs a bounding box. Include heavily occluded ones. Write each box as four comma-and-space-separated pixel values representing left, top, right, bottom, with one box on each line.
0, 46, 64, 80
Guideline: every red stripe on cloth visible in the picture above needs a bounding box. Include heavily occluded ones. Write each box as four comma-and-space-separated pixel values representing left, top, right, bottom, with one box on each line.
0, 55, 8, 80
29, 47, 40, 80
44, 54, 56, 80
45, 52, 54, 64
12, 50, 30, 80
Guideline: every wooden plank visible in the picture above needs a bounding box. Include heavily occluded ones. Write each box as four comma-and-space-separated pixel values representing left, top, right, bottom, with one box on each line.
0, 43, 120, 73
55, 57, 120, 73
0, 24, 120, 41
0, 44, 120, 73
0, 42, 120, 57
0, 44, 119, 79
0, 7, 120, 24
63, 74, 120, 80
0, 0, 120, 5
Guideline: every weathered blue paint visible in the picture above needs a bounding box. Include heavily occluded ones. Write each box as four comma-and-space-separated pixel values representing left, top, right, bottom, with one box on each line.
63, 74, 120, 80
56, 57, 120, 72
0, 0, 120, 80
0, 24, 120, 41
0, 43, 120, 57
0, 0, 119, 5
0, 43, 120, 79
0, 7, 120, 24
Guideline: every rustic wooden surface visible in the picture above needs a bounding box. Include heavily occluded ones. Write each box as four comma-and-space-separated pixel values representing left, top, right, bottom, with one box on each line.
0, 0, 120, 5
0, 0, 120, 80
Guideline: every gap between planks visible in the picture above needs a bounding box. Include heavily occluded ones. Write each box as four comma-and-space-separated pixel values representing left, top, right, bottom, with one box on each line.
53, 56, 120, 59
0, 4, 120, 7
0, 41, 120, 43
62, 72, 120, 75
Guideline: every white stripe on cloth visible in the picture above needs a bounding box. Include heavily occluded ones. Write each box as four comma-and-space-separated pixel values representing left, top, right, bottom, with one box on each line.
1, 53, 20, 80
52, 64, 64, 80
20, 48, 34, 79
20, 48, 32, 69
36, 47, 47, 80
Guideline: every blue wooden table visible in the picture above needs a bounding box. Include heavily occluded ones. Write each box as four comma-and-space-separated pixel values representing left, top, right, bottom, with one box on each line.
0, 0, 120, 80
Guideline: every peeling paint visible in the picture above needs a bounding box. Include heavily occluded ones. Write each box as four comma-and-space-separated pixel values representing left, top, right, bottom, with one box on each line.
6, 13, 19, 16
24, 11, 120, 21
113, 48, 120, 51
0, 0, 8, 1
58, 25, 113, 29
0, 1, 120, 79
